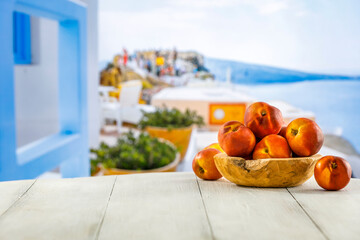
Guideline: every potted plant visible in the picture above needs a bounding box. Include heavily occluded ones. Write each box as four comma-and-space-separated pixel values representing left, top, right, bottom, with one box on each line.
138, 106, 204, 160
90, 131, 180, 175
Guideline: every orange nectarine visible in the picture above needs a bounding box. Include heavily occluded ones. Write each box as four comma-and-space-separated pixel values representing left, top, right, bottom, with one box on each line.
314, 156, 351, 190
286, 118, 324, 157
218, 121, 256, 157
278, 125, 287, 138
192, 148, 222, 180
244, 102, 284, 139
203, 143, 224, 153
253, 134, 292, 159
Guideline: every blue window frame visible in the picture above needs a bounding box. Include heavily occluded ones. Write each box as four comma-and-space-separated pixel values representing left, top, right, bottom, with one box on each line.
0, 0, 88, 180
13, 12, 31, 64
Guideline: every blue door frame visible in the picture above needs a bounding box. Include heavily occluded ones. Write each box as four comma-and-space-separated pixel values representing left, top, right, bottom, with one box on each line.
0, 0, 89, 180
13, 12, 32, 64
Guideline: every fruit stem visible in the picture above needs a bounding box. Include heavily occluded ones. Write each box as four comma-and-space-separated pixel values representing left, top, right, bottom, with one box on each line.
331, 161, 338, 169
291, 128, 298, 136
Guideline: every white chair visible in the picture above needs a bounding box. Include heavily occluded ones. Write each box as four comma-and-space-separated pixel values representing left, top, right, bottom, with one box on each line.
99, 80, 142, 133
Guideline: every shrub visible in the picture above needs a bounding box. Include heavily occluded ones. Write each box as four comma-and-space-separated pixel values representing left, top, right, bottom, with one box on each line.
90, 131, 177, 174
138, 106, 204, 130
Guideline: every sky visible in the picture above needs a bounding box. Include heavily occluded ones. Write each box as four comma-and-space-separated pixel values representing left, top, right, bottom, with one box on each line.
99, 0, 360, 75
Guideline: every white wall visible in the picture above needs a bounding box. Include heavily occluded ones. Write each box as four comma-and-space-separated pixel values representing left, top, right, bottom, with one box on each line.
84, 0, 100, 148
15, 17, 59, 148
15, 0, 99, 148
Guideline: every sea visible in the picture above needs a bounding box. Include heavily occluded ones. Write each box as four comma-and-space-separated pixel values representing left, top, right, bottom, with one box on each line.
205, 57, 360, 153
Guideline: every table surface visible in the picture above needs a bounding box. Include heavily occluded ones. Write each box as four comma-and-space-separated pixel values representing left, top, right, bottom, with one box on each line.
0, 172, 359, 240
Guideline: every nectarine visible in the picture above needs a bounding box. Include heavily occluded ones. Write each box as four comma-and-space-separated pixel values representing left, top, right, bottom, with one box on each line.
244, 102, 284, 139
278, 125, 287, 138
253, 134, 292, 159
286, 118, 324, 157
218, 121, 256, 157
203, 143, 224, 153
192, 148, 222, 180
314, 156, 352, 190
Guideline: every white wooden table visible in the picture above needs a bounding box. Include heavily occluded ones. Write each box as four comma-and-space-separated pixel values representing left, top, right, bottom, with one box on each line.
0, 173, 359, 240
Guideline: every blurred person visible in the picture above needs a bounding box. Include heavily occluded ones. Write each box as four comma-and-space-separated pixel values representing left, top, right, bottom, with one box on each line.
171, 48, 179, 76
139, 54, 145, 69
155, 51, 164, 76
172, 48, 178, 63
135, 51, 141, 67
123, 48, 128, 67
146, 59, 152, 73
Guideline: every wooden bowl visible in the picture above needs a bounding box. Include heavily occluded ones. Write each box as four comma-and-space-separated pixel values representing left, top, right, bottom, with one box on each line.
214, 153, 322, 187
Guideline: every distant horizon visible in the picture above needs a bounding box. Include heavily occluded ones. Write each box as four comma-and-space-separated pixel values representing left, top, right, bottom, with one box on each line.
99, 53, 360, 78
204, 56, 360, 77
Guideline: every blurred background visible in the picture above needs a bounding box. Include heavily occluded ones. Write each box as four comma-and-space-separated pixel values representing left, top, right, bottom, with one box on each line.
1, 0, 360, 180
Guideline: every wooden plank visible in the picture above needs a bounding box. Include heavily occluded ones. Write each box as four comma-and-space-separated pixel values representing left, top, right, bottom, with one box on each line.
0, 176, 117, 240
198, 177, 326, 240
288, 178, 360, 240
97, 172, 213, 240
0, 179, 36, 215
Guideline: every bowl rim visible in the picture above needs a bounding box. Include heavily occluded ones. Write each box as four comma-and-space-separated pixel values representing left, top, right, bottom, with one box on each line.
214, 152, 322, 162
214, 152, 322, 187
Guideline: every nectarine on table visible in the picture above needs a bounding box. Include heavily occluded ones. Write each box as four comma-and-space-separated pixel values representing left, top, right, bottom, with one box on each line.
192, 148, 222, 180
244, 102, 284, 139
285, 118, 324, 157
218, 121, 256, 157
314, 156, 352, 190
253, 134, 292, 160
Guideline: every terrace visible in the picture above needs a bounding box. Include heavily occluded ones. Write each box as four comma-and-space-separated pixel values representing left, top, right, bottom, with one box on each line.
0, 0, 359, 239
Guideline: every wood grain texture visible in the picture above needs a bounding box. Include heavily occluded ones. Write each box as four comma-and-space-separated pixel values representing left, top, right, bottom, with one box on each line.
288, 177, 360, 240
197, 177, 326, 240
0, 176, 117, 240
97, 172, 213, 240
0, 179, 36, 216
0, 173, 359, 240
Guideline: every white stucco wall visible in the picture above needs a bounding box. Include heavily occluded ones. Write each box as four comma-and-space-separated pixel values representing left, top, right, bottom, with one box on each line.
14, 17, 60, 148
14, 0, 99, 149
84, 0, 100, 149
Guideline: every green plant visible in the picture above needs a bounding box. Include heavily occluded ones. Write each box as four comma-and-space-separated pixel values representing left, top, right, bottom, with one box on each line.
138, 106, 204, 130
90, 131, 177, 174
